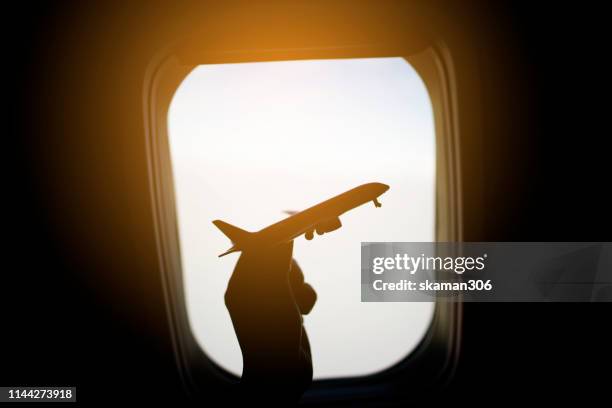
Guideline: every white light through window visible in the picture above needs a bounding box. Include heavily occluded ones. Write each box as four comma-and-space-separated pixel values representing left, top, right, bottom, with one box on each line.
168, 57, 435, 379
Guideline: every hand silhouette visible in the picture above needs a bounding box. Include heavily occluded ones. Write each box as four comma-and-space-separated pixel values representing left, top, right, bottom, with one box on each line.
224, 240, 316, 403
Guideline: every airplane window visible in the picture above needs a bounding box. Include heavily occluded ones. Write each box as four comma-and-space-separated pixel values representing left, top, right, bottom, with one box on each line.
168, 57, 436, 379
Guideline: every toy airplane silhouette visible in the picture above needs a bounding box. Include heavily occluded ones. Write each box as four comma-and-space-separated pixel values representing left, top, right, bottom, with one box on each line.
213, 182, 389, 257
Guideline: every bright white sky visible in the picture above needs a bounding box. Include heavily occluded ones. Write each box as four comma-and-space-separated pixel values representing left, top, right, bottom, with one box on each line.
168, 57, 436, 379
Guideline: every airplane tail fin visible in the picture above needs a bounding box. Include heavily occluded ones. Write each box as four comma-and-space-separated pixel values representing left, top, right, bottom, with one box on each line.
212, 220, 251, 257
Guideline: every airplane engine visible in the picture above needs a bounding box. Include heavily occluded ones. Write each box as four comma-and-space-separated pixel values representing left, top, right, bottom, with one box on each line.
315, 217, 342, 235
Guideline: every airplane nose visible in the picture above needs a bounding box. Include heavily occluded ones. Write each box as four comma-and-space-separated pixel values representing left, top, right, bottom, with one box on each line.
378, 183, 390, 193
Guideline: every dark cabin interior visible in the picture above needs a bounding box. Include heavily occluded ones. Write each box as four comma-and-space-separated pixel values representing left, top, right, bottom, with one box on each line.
4, 0, 611, 404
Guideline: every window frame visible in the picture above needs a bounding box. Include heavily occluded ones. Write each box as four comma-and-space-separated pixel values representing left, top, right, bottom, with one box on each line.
143, 42, 463, 404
